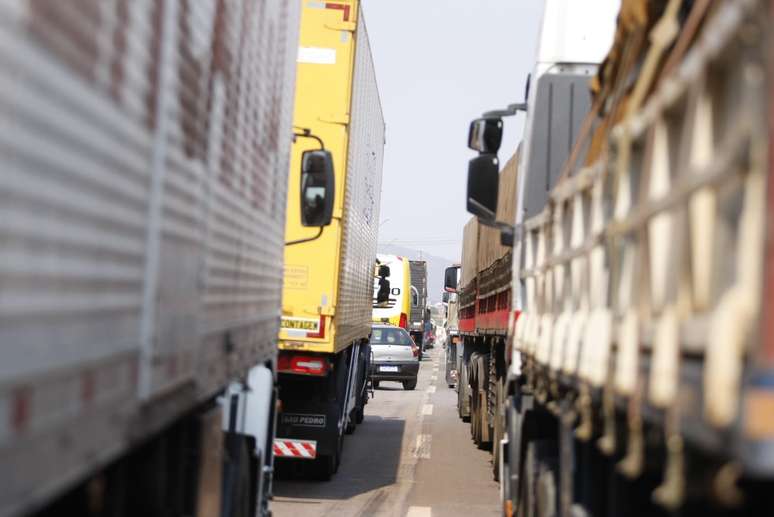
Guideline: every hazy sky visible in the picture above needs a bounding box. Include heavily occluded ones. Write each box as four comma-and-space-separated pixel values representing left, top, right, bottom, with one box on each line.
362, 0, 544, 261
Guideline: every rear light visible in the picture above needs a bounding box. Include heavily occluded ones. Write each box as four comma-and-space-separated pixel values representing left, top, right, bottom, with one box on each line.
412, 344, 419, 358
399, 312, 408, 329
277, 353, 330, 376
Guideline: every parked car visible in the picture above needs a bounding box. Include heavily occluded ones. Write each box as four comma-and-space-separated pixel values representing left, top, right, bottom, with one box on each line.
369, 324, 420, 390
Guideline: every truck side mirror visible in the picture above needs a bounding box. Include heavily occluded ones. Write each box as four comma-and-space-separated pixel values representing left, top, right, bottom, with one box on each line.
466, 153, 499, 221
444, 265, 460, 292
300, 149, 335, 227
468, 117, 503, 153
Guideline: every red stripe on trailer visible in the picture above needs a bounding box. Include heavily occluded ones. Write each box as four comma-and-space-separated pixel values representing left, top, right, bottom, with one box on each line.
273, 444, 283, 457
306, 315, 326, 339
459, 316, 476, 333
301, 442, 316, 454
325, 2, 351, 22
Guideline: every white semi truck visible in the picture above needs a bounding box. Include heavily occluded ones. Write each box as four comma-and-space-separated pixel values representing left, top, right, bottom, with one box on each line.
454, 0, 774, 515
0, 2, 311, 516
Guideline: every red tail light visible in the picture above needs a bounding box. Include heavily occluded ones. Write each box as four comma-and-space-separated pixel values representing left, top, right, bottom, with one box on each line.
412, 344, 419, 358
399, 312, 408, 329
277, 353, 330, 376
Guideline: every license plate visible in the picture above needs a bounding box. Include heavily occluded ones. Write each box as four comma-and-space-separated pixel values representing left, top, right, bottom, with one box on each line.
379, 365, 399, 372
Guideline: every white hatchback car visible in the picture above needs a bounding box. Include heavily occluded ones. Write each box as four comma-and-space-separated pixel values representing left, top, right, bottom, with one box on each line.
369, 324, 420, 390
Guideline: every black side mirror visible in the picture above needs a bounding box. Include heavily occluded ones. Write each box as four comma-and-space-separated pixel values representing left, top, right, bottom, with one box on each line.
444, 265, 460, 292
300, 150, 335, 227
468, 117, 503, 153
442, 292, 450, 303
467, 153, 499, 220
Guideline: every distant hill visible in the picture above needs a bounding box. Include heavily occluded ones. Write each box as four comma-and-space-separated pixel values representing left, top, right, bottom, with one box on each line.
377, 244, 455, 304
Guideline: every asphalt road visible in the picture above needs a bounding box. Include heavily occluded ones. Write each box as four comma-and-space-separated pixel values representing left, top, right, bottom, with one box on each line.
271, 346, 500, 517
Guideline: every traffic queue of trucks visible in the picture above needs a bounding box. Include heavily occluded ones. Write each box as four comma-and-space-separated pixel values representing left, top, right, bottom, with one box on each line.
0, 0, 384, 515
446, 0, 774, 516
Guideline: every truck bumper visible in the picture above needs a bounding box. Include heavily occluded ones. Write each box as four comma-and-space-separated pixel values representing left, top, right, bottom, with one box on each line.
370, 361, 419, 381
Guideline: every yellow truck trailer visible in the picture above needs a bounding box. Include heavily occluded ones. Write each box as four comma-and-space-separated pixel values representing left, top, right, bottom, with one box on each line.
274, 0, 385, 479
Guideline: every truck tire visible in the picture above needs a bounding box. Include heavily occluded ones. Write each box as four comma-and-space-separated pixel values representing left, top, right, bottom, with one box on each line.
312, 454, 336, 482
223, 437, 253, 517
475, 354, 491, 450
459, 361, 470, 422
537, 462, 558, 517
403, 379, 417, 390
469, 354, 479, 441
518, 440, 558, 517
355, 405, 365, 424
492, 376, 505, 480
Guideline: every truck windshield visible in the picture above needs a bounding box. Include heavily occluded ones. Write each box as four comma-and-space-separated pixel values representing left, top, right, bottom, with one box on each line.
370, 328, 412, 346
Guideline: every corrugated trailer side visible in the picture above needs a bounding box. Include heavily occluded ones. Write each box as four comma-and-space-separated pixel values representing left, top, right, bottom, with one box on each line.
409, 260, 428, 330
0, 1, 299, 514
280, 1, 383, 355
336, 6, 385, 349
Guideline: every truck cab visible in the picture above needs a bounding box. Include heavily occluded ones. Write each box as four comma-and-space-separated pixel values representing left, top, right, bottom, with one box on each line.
372, 254, 412, 330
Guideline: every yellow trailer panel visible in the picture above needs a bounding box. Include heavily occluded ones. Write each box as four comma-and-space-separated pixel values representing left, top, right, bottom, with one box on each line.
280, 0, 385, 354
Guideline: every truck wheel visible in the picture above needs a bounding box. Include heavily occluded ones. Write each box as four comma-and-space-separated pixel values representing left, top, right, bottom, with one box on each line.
223, 437, 253, 517
478, 355, 492, 450
492, 377, 504, 480
355, 405, 365, 424
345, 418, 356, 435
334, 431, 343, 472
459, 362, 470, 422
469, 355, 479, 441
312, 454, 336, 481
477, 390, 489, 450
537, 461, 558, 517
403, 379, 417, 390
518, 440, 557, 517
472, 355, 490, 450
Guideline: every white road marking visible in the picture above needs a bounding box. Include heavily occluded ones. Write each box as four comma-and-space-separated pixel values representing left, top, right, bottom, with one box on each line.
406, 506, 432, 517
422, 404, 434, 416
427, 386, 436, 393
413, 434, 431, 459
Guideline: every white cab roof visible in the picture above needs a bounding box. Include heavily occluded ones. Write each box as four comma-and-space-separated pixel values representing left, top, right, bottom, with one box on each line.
536, 0, 620, 66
